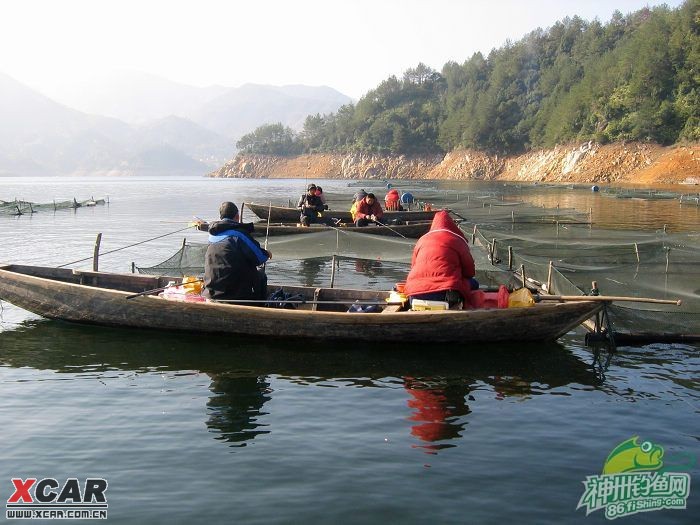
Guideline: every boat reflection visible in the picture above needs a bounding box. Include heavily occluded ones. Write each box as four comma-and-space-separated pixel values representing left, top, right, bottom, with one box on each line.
0, 320, 603, 451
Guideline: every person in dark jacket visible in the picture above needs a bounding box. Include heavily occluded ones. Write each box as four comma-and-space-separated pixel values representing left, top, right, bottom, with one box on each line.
404, 211, 475, 308
297, 184, 325, 226
354, 193, 384, 227
197, 202, 271, 301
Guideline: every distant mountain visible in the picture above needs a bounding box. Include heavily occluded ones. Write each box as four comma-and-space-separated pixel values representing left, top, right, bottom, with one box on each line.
0, 72, 132, 176
43, 70, 229, 124
0, 73, 225, 176
0, 72, 353, 176
43, 72, 354, 142
134, 116, 233, 166
190, 83, 353, 139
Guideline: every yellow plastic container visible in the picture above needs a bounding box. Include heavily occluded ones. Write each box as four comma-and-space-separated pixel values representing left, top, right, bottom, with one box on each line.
411, 299, 449, 311
180, 276, 203, 295
387, 291, 408, 304
508, 287, 536, 308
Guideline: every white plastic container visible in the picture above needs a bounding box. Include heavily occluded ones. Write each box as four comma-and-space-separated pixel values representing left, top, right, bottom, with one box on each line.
410, 299, 449, 311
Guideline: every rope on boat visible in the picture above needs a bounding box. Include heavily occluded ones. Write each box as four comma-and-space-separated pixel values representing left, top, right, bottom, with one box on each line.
58, 226, 195, 268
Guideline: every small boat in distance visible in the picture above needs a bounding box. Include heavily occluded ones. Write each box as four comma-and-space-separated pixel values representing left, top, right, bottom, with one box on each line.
245, 202, 441, 223
0, 264, 602, 343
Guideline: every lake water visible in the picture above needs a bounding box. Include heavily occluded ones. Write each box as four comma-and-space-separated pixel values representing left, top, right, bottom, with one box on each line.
0, 176, 698, 524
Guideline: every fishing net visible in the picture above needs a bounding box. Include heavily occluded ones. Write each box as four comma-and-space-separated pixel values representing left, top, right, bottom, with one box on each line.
0, 197, 107, 215
134, 181, 698, 338
472, 223, 700, 335
135, 227, 514, 291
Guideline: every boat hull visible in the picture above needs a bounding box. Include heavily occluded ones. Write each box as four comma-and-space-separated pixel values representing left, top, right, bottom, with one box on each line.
246, 203, 440, 223
251, 221, 432, 238
0, 265, 601, 343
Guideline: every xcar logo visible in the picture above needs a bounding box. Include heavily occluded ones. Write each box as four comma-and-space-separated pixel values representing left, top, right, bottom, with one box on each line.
6, 478, 108, 520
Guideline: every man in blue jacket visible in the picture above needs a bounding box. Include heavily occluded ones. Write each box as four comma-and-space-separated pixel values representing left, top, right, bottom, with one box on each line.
197, 202, 271, 301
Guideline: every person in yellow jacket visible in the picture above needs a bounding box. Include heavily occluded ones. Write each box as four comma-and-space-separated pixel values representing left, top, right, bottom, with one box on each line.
349, 189, 367, 222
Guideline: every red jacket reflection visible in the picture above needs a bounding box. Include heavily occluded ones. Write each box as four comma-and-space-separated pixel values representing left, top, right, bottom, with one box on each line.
404, 211, 475, 300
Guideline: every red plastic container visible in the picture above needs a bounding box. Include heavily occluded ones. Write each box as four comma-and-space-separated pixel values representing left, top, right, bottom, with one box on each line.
469, 285, 509, 309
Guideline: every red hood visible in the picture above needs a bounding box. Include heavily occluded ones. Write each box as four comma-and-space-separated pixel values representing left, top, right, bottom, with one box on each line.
386, 189, 400, 200
429, 211, 465, 239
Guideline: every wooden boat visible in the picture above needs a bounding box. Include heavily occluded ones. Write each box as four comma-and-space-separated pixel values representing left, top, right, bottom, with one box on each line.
250, 221, 432, 238
0, 264, 602, 343
245, 202, 441, 223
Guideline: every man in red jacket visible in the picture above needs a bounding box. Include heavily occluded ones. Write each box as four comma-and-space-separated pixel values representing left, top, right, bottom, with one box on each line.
404, 211, 476, 308
354, 193, 384, 227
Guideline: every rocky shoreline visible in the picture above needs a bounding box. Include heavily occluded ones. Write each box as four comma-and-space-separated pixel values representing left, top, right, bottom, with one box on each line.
210, 142, 699, 186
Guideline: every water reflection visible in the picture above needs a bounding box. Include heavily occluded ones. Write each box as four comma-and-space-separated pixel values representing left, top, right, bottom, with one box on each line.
403, 377, 471, 453
354, 258, 384, 277
207, 374, 272, 446
0, 320, 603, 452
299, 257, 326, 287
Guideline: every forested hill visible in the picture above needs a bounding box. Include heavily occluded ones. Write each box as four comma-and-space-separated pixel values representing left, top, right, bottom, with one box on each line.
237, 1, 699, 157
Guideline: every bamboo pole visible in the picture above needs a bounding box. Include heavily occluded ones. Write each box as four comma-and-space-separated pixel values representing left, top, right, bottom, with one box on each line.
177, 237, 186, 269
547, 260, 553, 293
92, 233, 102, 272
508, 246, 513, 271
536, 294, 682, 305
330, 254, 337, 288
264, 202, 272, 250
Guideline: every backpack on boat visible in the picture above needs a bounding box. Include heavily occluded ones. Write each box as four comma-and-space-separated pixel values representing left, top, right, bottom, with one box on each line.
265, 288, 304, 309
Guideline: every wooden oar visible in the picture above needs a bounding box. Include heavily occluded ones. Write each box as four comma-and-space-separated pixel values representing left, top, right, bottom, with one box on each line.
535, 294, 682, 305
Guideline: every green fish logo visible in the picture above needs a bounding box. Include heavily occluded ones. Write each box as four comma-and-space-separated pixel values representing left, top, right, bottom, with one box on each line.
603, 436, 664, 475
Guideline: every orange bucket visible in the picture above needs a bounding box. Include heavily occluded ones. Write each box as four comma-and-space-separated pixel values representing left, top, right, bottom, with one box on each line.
395, 282, 406, 293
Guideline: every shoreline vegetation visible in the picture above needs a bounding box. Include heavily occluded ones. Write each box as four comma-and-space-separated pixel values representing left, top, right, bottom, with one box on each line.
215, 2, 699, 187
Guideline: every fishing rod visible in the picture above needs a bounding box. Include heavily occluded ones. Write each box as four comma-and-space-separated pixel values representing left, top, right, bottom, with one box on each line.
212, 298, 406, 306
126, 278, 204, 300
125, 278, 203, 300
371, 219, 408, 239
449, 210, 469, 222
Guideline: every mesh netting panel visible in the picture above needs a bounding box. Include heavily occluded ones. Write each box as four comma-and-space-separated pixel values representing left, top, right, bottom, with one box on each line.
0, 198, 106, 215
469, 221, 699, 335
136, 242, 208, 276
607, 305, 700, 333
136, 236, 518, 292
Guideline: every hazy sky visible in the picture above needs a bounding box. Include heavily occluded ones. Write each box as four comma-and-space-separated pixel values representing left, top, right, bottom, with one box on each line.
0, 0, 687, 99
